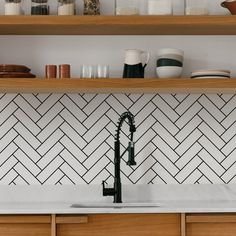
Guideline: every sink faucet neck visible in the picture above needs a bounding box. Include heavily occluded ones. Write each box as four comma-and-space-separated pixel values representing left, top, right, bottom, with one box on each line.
115, 112, 136, 142
102, 111, 136, 203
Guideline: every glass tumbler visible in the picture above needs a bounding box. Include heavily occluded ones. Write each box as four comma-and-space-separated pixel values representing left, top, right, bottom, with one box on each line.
95, 65, 109, 78
148, 0, 173, 15
58, 0, 76, 15
5, 0, 22, 15
115, 0, 140, 15
31, 0, 49, 15
185, 0, 209, 15
80, 65, 95, 78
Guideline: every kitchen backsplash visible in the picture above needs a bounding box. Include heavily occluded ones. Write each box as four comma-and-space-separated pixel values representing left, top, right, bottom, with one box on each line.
0, 93, 235, 185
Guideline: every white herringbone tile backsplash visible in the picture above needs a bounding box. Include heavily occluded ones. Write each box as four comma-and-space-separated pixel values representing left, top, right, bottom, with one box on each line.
0, 93, 236, 185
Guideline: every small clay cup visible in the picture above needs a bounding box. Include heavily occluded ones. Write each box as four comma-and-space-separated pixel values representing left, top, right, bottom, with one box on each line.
45, 65, 57, 78
59, 64, 71, 78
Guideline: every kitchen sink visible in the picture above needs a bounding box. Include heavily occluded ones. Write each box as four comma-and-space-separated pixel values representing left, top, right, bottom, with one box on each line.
70, 203, 161, 208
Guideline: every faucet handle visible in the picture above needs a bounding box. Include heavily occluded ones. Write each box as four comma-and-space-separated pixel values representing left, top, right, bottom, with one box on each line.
102, 181, 107, 189
127, 141, 136, 166
102, 181, 116, 196
129, 124, 136, 133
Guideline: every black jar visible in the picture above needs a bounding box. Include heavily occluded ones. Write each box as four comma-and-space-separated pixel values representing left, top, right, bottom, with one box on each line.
31, 0, 49, 15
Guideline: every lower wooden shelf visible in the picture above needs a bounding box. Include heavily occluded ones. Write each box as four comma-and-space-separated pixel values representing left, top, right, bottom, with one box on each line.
0, 78, 235, 93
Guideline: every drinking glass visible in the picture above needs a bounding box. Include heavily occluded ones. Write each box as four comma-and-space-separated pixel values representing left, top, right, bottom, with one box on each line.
148, 0, 173, 15
58, 0, 76, 15
80, 65, 95, 78
115, 0, 140, 15
95, 65, 109, 78
5, 0, 22, 15
185, 0, 209, 15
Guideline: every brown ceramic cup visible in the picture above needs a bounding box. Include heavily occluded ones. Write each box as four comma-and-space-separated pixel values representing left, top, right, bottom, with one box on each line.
45, 65, 57, 78
59, 64, 71, 78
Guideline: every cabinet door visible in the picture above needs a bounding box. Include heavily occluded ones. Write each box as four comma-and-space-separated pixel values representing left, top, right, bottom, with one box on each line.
57, 214, 180, 236
186, 214, 236, 236
0, 215, 51, 236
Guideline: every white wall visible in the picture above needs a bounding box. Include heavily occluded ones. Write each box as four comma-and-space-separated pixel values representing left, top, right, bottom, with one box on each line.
0, 1, 236, 185
1, 35, 236, 78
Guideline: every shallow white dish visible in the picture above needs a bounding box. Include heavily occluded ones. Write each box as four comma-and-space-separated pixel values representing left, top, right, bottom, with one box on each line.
191, 76, 230, 79
191, 71, 230, 77
156, 66, 183, 78
192, 69, 230, 74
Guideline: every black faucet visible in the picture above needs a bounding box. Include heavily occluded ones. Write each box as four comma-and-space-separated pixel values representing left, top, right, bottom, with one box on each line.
102, 111, 136, 203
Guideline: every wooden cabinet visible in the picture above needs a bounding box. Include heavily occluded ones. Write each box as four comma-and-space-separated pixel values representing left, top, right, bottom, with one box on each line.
0, 214, 181, 236
56, 214, 180, 236
3, 213, 236, 236
0, 215, 51, 236
186, 214, 236, 236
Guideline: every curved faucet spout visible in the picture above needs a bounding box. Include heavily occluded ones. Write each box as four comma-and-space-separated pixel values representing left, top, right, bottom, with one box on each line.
115, 111, 136, 142
103, 111, 137, 203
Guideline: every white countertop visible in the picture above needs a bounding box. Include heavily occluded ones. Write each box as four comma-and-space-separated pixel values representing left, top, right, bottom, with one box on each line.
0, 184, 236, 214
1, 200, 236, 214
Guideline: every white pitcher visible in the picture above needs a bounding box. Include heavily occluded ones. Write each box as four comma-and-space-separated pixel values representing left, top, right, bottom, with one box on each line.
123, 49, 150, 78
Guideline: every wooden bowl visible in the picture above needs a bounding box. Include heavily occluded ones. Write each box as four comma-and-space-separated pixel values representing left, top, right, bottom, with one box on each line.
0, 64, 31, 73
0, 72, 36, 78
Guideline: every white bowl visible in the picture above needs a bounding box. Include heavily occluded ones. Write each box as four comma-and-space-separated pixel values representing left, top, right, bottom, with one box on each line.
157, 48, 184, 57
156, 66, 183, 78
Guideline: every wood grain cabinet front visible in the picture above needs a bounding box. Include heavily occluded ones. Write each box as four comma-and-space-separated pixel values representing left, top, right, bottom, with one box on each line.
0, 215, 51, 236
56, 214, 181, 236
186, 214, 236, 236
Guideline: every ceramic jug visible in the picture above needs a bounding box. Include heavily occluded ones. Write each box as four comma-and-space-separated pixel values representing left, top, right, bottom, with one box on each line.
221, 0, 236, 14
123, 49, 150, 78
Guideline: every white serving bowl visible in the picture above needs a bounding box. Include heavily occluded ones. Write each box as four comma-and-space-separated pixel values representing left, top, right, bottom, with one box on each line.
156, 66, 183, 78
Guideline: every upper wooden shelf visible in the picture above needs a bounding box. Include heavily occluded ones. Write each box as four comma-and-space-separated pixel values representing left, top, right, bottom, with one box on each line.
0, 78, 235, 93
0, 15, 236, 35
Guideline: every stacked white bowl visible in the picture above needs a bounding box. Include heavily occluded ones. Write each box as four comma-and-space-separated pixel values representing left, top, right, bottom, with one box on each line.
156, 48, 184, 78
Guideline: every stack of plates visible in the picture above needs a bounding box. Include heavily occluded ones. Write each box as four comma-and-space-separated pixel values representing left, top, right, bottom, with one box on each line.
0, 65, 36, 78
191, 69, 231, 79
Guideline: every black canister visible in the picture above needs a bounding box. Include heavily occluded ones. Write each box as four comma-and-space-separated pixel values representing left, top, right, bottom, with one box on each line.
31, 0, 49, 15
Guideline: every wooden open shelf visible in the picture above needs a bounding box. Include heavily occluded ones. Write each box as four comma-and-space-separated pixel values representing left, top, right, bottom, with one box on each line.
0, 15, 236, 35
0, 78, 235, 93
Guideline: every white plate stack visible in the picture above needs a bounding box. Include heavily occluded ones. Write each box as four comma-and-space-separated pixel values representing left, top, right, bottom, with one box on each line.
191, 70, 231, 79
